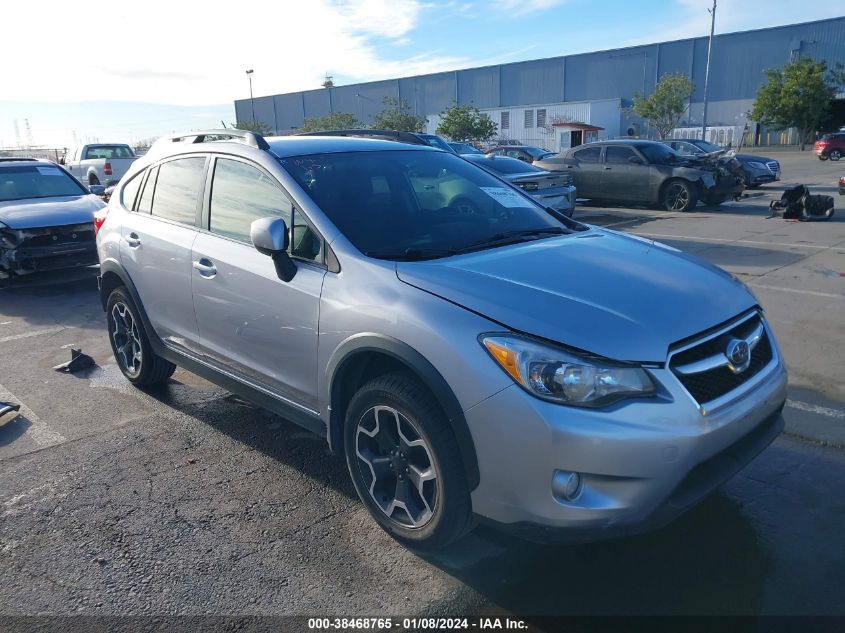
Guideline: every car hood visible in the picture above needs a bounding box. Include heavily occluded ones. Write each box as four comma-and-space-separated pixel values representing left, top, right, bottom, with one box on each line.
396, 229, 756, 362
734, 154, 775, 164
0, 195, 104, 229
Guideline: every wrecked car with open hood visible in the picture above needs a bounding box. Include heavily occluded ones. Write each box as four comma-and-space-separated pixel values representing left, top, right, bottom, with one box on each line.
0, 158, 105, 284
533, 139, 745, 212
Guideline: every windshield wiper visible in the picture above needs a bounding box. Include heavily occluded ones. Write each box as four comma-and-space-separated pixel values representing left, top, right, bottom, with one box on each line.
450, 226, 568, 254
365, 247, 457, 261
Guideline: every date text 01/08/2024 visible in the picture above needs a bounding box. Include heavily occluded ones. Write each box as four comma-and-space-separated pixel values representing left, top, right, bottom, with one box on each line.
307, 617, 529, 630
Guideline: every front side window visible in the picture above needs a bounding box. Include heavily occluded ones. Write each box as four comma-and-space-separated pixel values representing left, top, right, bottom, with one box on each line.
281, 150, 572, 260
209, 158, 322, 263
150, 157, 205, 225
638, 143, 681, 165
0, 164, 88, 202
605, 146, 637, 164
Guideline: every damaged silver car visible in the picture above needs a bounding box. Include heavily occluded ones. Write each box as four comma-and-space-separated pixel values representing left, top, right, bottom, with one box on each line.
0, 158, 105, 285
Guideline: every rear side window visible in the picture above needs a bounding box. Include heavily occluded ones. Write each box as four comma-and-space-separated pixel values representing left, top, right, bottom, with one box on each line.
121, 172, 144, 210
137, 167, 158, 214
605, 146, 637, 164
209, 158, 292, 243
150, 157, 205, 225
573, 146, 601, 163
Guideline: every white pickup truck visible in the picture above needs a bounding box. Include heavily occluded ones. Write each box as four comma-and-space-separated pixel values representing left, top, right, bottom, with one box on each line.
61, 144, 137, 187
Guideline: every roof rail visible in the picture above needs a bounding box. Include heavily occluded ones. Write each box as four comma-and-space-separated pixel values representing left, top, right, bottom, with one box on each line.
0, 157, 39, 162
150, 129, 270, 152
296, 129, 426, 146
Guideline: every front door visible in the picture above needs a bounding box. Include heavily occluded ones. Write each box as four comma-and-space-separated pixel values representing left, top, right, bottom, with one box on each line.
570, 130, 583, 147
119, 156, 207, 352
600, 145, 650, 202
190, 156, 326, 410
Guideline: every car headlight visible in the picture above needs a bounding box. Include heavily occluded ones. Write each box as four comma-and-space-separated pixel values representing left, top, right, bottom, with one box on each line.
0, 222, 17, 249
747, 161, 766, 169
480, 335, 656, 407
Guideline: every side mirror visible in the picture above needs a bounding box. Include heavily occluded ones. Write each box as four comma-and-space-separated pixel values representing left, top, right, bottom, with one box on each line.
250, 217, 296, 282
628, 156, 644, 165
88, 184, 106, 196
58, 157, 66, 165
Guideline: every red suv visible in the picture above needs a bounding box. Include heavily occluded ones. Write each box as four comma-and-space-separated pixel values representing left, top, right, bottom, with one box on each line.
813, 133, 845, 161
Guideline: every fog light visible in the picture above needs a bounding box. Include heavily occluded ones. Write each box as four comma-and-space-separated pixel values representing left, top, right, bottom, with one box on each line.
552, 470, 582, 502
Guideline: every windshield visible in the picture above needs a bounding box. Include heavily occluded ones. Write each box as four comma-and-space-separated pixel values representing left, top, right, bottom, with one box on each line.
467, 156, 543, 175
524, 147, 554, 158
694, 140, 722, 153
281, 150, 567, 259
417, 134, 455, 153
638, 143, 681, 165
0, 164, 88, 202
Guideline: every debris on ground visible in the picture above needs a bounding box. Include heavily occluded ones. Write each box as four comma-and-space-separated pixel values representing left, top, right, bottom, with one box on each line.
0, 400, 21, 424
53, 348, 96, 373
769, 184, 835, 221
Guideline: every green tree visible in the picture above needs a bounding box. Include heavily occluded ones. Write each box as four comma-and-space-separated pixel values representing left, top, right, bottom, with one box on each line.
231, 120, 273, 135
751, 57, 842, 150
299, 112, 362, 133
436, 104, 498, 142
373, 97, 427, 132
630, 73, 695, 139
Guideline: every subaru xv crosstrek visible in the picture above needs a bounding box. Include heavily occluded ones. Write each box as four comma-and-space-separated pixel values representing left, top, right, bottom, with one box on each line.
96, 130, 787, 548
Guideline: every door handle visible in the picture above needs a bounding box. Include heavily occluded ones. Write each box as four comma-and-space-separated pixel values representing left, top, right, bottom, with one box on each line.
125, 233, 141, 248
192, 258, 217, 278
603, 166, 612, 170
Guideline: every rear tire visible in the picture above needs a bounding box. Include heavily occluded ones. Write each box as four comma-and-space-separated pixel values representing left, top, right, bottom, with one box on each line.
106, 287, 175, 387
661, 179, 698, 212
819, 154, 828, 161
89, 174, 101, 186
344, 371, 473, 549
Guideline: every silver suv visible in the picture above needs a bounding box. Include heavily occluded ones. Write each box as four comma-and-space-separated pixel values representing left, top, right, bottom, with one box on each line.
96, 130, 787, 548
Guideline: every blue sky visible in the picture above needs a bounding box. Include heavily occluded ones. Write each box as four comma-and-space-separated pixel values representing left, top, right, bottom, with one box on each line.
1, 0, 843, 147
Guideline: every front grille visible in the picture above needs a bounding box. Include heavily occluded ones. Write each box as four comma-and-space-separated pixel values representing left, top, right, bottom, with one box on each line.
19, 224, 94, 249
766, 161, 780, 174
669, 314, 774, 405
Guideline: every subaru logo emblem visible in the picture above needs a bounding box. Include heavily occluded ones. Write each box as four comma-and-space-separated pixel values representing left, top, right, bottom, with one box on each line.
725, 338, 750, 374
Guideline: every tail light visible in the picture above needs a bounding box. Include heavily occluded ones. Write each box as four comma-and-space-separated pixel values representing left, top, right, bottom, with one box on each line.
103, 162, 113, 176
93, 207, 109, 235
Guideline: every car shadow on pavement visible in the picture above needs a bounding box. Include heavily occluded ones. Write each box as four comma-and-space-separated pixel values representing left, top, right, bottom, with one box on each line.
422, 492, 768, 616
140, 380, 359, 502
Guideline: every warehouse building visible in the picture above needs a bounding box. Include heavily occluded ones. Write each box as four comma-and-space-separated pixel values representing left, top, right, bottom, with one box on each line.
235, 16, 845, 150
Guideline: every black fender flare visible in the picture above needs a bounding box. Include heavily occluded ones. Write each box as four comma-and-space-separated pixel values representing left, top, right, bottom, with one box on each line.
325, 333, 480, 490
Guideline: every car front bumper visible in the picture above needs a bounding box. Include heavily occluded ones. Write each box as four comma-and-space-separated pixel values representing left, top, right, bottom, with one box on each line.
0, 226, 98, 278
465, 341, 787, 542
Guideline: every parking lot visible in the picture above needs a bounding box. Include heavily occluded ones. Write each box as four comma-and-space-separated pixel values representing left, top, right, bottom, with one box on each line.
1, 148, 844, 619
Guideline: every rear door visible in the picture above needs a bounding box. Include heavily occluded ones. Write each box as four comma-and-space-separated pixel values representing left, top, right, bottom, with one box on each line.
568, 145, 603, 198
600, 145, 650, 201
190, 156, 326, 410
119, 155, 207, 353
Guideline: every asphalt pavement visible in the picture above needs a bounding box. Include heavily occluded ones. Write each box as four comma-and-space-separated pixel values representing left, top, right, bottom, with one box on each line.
1, 147, 844, 620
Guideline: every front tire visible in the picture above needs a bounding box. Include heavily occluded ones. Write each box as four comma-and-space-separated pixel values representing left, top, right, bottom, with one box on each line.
106, 287, 175, 387
344, 372, 473, 549
661, 179, 698, 212
829, 150, 842, 161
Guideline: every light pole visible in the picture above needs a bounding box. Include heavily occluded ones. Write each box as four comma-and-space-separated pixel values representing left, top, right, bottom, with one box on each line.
245, 69, 256, 127
700, 0, 717, 141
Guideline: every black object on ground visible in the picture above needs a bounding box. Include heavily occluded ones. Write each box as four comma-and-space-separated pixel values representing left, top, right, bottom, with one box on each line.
769, 185, 835, 221
0, 401, 21, 418
53, 348, 96, 374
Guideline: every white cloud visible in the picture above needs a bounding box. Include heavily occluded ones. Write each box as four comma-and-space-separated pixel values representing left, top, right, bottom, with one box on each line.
2, 0, 465, 105
489, 0, 567, 16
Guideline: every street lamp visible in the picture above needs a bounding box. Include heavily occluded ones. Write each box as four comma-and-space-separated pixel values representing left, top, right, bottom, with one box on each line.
245, 69, 256, 127
701, 0, 717, 141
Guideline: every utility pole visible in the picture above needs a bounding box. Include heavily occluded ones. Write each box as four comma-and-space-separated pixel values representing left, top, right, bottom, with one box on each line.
246, 69, 256, 127
701, 0, 717, 141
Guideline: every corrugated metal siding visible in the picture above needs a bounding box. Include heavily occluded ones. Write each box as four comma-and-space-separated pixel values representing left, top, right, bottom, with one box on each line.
457, 67, 500, 108
500, 58, 564, 106
239, 17, 845, 137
